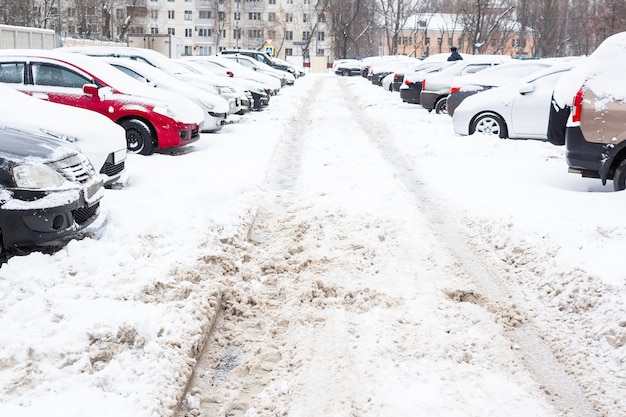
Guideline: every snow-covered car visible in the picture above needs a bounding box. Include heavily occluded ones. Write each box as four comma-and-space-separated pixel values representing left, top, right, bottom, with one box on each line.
333, 59, 362, 76
452, 62, 579, 140
0, 126, 103, 252
420, 55, 512, 114
220, 49, 298, 78
0, 83, 126, 186
0, 49, 203, 155
221, 54, 295, 86
563, 32, 626, 190
182, 55, 281, 95
369, 58, 422, 86
100, 58, 229, 131
446, 59, 558, 117
61, 46, 248, 116
399, 61, 457, 104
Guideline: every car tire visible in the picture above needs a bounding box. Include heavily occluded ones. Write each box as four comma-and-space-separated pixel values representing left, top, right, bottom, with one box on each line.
471, 113, 508, 139
613, 159, 626, 191
120, 119, 155, 156
435, 97, 448, 114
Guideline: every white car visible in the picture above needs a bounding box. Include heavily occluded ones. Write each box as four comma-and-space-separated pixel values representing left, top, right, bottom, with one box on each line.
220, 54, 295, 86
182, 55, 282, 94
100, 58, 229, 132
0, 83, 126, 186
452, 62, 579, 140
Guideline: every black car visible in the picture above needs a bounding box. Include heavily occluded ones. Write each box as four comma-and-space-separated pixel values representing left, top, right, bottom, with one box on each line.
0, 127, 103, 252
220, 49, 297, 76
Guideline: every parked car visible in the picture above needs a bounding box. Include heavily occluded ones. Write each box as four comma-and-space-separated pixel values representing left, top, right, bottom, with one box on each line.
100, 58, 229, 130
0, 83, 126, 187
0, 49, 203, 155
562, 32, 626, 190
420, 55, 512, 113
0, 126, 103, 252
61, 46, 247, 116
452, 62, 578, 140
390, 57, 453, 92
446, 59, 557, 117
370, 58, 421, 86
182, 55, 282, 95
399, 61, 457, 104
334, 59, 362, 76
220, 49, 299, 78
220, 54, 294, 86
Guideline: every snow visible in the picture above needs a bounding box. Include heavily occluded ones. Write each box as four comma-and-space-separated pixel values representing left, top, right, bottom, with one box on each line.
2, 69, 626, 417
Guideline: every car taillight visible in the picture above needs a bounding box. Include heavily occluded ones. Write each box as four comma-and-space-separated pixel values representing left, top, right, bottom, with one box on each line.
450, 86, 460, 94
227, 71, 234, 77
422, 80, 426, 90
394, 73, 399, 81
572, 85, 585, 123
404, 79, 411, 85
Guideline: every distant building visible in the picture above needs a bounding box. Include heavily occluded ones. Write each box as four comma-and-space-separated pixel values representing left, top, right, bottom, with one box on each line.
382, 13, 535, 58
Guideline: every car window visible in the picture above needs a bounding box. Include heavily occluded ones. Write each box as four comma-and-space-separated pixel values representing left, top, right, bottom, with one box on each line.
0, 62, 25, 84
32, 63, 91, 88
236, 59, 255, 69
460, 64, 493, 76
112, 65, 148, 83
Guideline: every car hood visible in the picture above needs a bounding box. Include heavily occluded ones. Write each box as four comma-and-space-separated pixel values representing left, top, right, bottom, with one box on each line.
0, 127, 79, 163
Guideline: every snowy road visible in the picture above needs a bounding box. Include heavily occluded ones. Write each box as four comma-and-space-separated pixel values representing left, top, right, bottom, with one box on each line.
175, 75, 600, 417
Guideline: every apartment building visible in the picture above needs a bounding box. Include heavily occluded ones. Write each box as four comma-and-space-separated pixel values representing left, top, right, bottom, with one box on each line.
54, 0, 332, 61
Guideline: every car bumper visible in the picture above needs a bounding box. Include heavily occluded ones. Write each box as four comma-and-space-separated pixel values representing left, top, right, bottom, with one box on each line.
155, 122, 201, 150
565, 126, 605, 180
420, 91, 439, 111
0, 179, 103, 248
201, 113, 227, 132
399, 84, 422, 104
100, 148, 127, 186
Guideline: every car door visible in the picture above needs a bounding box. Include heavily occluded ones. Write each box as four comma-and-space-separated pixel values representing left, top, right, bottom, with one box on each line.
509, 71, 567, 139
24, 60, 113, 118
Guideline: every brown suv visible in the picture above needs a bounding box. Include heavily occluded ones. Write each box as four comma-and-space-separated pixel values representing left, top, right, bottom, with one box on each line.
565, 32, 626, 191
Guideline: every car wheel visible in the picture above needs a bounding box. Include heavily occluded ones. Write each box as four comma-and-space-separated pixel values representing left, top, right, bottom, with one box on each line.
435, 97, 448, 114
613, 159, 626, 191
120, 119, 155, 156
471, 113, 508, 139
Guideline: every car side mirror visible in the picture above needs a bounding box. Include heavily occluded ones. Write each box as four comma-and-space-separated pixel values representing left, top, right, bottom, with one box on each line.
83, 84, 100, 100
519, 83, 535, 95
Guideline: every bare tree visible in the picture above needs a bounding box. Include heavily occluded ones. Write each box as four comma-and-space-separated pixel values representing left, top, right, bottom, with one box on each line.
457, 0, 515, 54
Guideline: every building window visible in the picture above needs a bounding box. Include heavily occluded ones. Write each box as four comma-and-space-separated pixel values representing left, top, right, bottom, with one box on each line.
437, 37, 442, 46
168, 10, 175, 19
199, 10, 211, 19
150, 10, 158, 19
150, 27, 158, 34
199, 46, 212, 55
303, 13, 309, 23
184, 10, 192, 20
286, 13, 293, 22
168, 28, 175, 35
185, 28, 192, 37
303, 0, 309, 4
448, 38, 453, 46
234, 12, 241, 20
234, 29, 241, 39
425, 37, 430, 46
268, 12, 275, 22
302, 31, 310, 41
198, 28, 211, 37
268, 0, 276, 4
286, 0, 293, 4
115, 9, 124, 18
167, 0, 174, 2
317, 31, 324, 41
248, 12, 261, 20
184, 46, 192, 55
317, 48, 324, 56
247, 29, 262, 38
285, 30, 293, 40
285, 48, 293, 56
221, 29, 226, 38
218, 11, 225, 21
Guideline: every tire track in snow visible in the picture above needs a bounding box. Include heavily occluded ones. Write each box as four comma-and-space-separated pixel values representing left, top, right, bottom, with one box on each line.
338, 79, 598, 417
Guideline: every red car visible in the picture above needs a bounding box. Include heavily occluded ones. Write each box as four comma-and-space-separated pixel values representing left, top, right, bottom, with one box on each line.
0, 49, 204, 155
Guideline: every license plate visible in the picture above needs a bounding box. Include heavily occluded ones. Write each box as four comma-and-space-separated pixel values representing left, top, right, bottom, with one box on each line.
84, 179, 103, 204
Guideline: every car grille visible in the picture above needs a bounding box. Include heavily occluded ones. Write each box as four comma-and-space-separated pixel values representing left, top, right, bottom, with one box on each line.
100, 160, 125, 177
73, 202, 100, 224
47, 153, 96, 185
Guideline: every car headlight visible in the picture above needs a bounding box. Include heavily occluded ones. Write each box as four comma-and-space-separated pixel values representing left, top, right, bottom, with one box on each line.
153, 105, 176, 118
199, 99, 216, 111
13, 163, 67, 189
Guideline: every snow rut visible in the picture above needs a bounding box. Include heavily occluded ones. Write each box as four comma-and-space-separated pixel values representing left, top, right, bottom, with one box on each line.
176, 76, 583, 417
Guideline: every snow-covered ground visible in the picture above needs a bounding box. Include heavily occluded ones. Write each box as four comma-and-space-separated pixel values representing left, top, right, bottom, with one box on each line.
1, 72, 626, 417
